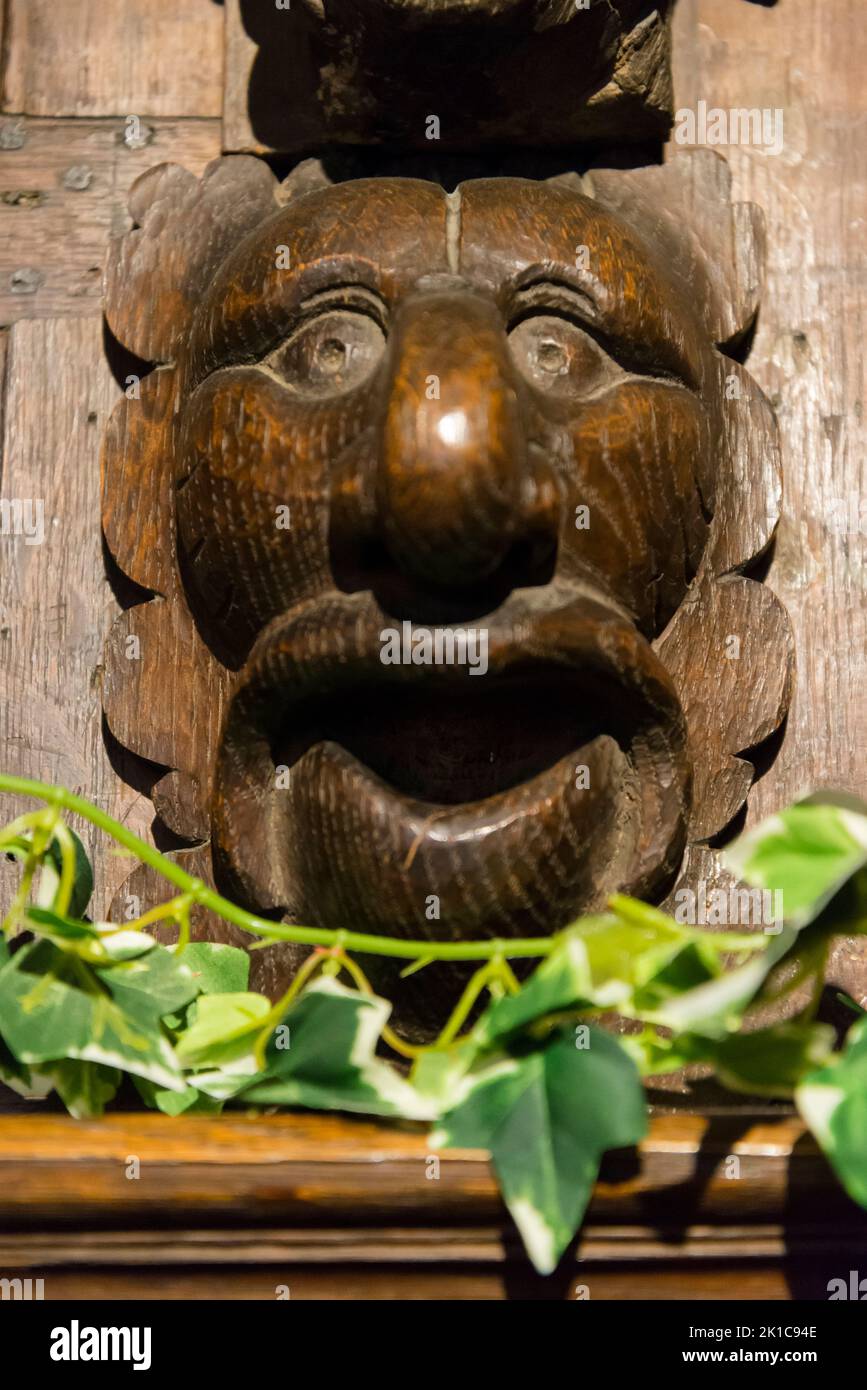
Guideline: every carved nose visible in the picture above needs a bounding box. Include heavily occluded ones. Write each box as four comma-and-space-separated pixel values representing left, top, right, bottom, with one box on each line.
377, 289, 527, 588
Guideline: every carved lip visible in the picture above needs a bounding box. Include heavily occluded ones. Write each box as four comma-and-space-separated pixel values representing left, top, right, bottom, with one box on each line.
226, 578, 680, 750
226, 582, 683, 769
214, 583, 690, 925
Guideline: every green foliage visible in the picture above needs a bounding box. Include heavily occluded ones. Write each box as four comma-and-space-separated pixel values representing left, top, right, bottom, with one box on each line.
797, 1017, 867, 1207
432, 1025, 646, 1274
3, 778, 867, 1274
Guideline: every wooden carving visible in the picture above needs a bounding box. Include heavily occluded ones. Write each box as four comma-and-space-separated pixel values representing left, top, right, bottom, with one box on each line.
102, 151, 793, 1034
225, 0, 673, 153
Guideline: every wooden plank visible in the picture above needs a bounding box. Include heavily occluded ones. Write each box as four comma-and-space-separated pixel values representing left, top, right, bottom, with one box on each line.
0, 1224, 814, 1267
0, 1259, 815, 1300
0, 117, 222, 324
0, 1110, 862, 1298
2, 1, 224, 119
671, 2, 867, 814
223, 0, 258, 154
671, 0, 867, 1003
0, 317, 152, 916
0, 1111, 854, 1229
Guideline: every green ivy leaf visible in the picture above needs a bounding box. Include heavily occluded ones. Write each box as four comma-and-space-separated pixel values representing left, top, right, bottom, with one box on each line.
241, 978, 435, 1119
26, 906, 100, 941
95, 942, 199, 1023
797, 1017, 867, 1207
45, 1059, 120, 1118
726, 796, 867, 929
474, 937, 596, 1046
180, 942, 250, 995
175, 992, 271, 1067
411, 1039, 479, 1104
133, 1075, 224, 1116
475, 906, 746, 1049
643, 925, 797, 1039
688, 1022, 836, 1098
0, 1034, 55, 1100
432, 1025, 647, 1275
23, 908, 157, 966
0, 939, 186, 1092
39, 827, 93, 919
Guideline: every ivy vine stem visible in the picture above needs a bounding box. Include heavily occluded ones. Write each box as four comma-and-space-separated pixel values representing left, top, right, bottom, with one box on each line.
0, 775, 556, 963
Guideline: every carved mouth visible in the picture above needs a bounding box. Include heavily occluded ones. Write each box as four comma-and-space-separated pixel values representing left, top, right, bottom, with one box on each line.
213, 584, 691, 947
272, 667, 635, 806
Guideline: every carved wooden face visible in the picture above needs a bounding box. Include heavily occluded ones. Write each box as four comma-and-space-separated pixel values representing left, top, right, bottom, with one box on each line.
171, 177, 730, 941
102, 157, 792, 1026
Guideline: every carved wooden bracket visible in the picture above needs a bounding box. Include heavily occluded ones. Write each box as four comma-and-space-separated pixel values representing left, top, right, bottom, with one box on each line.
102, 150, 794, 1031
224, 0, 674, 153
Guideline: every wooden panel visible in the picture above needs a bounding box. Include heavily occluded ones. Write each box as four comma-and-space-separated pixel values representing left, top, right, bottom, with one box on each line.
0, 1111, 853, 1228
223, 0, 258, 154
0, 1262, 815, 1301
672, 0, 867, 822
0, 1111, 863, 1298
0, 118, 221, 324
0, 317, 152, 916
2, 1, 224, 119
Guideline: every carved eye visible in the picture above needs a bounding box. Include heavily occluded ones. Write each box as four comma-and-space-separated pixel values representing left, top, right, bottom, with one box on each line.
265, 309, 386, 397
508, 314, 616, 397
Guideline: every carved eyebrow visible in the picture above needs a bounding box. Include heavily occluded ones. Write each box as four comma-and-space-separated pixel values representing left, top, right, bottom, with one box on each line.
507, 273, 701, 391
507, 275, 602, 327
290, 284, 389, 325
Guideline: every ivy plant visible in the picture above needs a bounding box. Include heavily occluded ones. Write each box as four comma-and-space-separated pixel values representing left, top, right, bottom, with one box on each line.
1, 774, 867, 1274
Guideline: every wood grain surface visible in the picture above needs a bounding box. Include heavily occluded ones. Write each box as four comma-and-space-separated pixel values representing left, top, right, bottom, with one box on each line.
0, 118, 222, 323
2, 0, 224, 119
0, 1110, 863, 1299
0, 317, 153, 916
673, 0, 867, 824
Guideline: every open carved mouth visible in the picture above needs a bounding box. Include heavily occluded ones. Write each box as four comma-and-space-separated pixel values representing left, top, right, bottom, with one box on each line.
213, 583, 691, 951
272, 667, 637, 807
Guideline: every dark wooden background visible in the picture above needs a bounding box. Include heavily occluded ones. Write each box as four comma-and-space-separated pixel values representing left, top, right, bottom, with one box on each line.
0, 0, 864, 1299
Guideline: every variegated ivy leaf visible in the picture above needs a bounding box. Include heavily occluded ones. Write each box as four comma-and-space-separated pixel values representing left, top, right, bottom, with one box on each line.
411, 1038, 479, 1105
685, 1022, 835, 1099
240, 978, 436, 1120
431, 1025, 646, 1276
94, 939, 199, 1021
0, 1034, 55, 1101
175, 992, 272, 1067
45, 1060, 120, 1119
475, 901, 760, 1051
642, 926, 798, 1040
133, 1076, 224, 1116
186, 1056, 261, 1102
95, 927, 161, 962
725, 794, 867, 931
797, 1016, 867, 1208
0, 939, 188, 1092
473, 933, 604, 1048
23, 908, 157, 965
36, 826, 93, 919
178, 942, 250, 995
